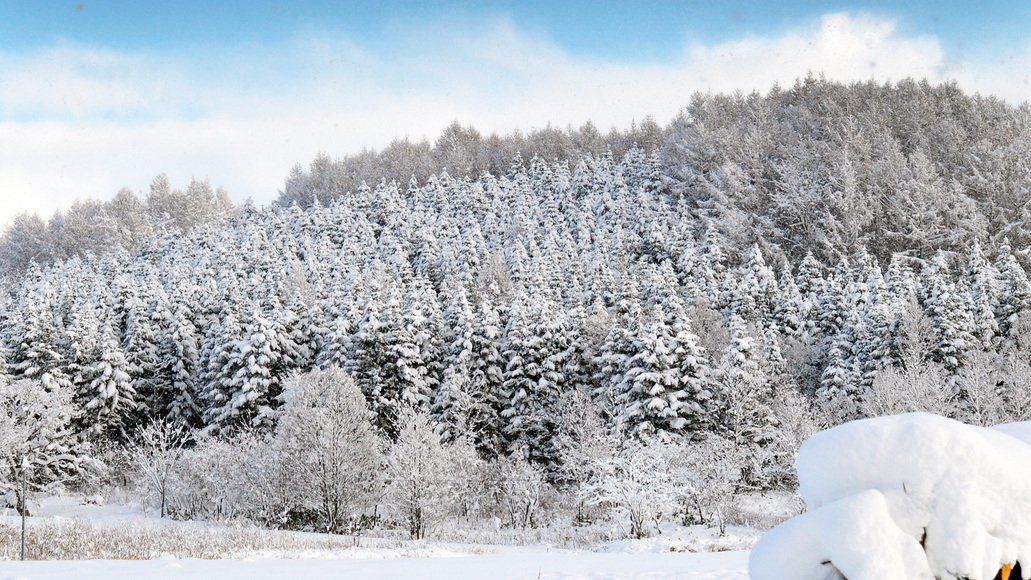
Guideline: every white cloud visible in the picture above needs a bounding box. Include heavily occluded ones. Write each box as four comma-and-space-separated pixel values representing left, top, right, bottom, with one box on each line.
0, 12, 1026, 228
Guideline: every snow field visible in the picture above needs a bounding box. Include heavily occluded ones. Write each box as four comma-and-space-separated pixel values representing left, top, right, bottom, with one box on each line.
0, 549, 750, 580
0, 494, 768, 579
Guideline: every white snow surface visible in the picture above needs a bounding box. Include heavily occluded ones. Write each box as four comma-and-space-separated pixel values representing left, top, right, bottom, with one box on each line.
751, 412, 1031, 580
0, 496, 758, 579
0, 549, 749, 580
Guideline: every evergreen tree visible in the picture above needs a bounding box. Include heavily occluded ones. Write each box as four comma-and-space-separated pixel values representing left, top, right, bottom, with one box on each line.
161, 301, 201, 425
593, 295, 640, 419
610, 305, 690, 441
731, 245, 779, 323
199, 302, 244, 428
922, 250, 977, 372
122, 289, 163, 418
965, 239, 999, 348
795, 251, 825, 301
995, 240, 1031, 337
85, 316, 137, 435
774, 265, 805, 338
7, 291, 72, 392
347, 276, 395, 433
500, 292, 569, 469
205, 306, 284, 428
714, 315, 775, 447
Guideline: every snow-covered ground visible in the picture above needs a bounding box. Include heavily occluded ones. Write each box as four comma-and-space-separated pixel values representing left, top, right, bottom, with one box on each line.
0, 549, 749, 580
0, 496, 757, 579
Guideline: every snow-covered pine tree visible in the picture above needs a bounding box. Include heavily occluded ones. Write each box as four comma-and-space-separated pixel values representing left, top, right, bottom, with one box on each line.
464, 293, 506, 456
995, 239, 1031, 338
199, 297, 245, 428
206, 305, 284, 428
349, 278, 435, 438
85, 315, 137, 435
922, 250, 977, 372
656, 265, 712, 432
160, 300, 202, 425
347, 274, 394, 433
815, 258, 850, 339
610, 304, 689, 441
855, 263, 899, 387
6, 289, 72, 392
819, 339, 852, 405
795, 251, 825, 299
121, 284, 164, 419
434, 281, 476, 437
714, 315, 775, 448
731, 245, 779, 324
402, 276, 446, 409
317, 268, 359, 370
275, 292, 315, 374
593, 292, 641, 421
62, 294, 102, 405
500, 291, 569, 469
774, 264, 805, 338
964, 239, 1000, 349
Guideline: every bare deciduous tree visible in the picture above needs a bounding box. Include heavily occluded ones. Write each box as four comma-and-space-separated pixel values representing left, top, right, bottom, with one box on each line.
276, 368, 383, 534
385, 408, 452, 539
130, 419, 190, 518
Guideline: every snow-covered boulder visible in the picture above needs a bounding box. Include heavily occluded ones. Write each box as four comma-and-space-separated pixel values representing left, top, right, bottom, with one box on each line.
750, 413, 1031, 580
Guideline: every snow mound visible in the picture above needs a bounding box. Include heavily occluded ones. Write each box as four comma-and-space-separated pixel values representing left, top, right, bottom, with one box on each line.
750, 413, 1031, 580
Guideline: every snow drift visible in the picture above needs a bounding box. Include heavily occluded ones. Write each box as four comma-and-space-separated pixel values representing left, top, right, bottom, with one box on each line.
749, 413, 1031, 580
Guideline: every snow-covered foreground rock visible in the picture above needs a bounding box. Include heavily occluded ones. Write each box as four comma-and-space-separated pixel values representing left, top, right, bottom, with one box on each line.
0, 549, 749, 580
751, 413, 1031, 580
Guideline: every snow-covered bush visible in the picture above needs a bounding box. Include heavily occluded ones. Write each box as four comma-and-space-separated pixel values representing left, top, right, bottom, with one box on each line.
554, 388, 616, 489
164, 369, 384, 531
579, 437, 750, 539
950, 348, 1031, 427
0, 378, 96, 505
753, 388, 819, 490
488, 449, 553, 529
446, 436, 489, 521
554, 388, 616, 524
671, 436, 742, 533
167, 430, 273, 522
751, 413, 1031, 580
583, 441, 677, 539
862, 363, 956, 418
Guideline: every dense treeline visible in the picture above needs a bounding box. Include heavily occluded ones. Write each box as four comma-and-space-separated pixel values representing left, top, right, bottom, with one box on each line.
0, 175, 233, 285
3, 77, 1031, 536
275, 117, 665, 210
280, 76, 1031, 266
6, 77, 1031, 280
4, 141, 1031, 462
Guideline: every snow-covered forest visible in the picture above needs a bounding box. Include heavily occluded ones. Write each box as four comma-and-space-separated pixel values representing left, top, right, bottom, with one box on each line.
4, 77, 1031, 539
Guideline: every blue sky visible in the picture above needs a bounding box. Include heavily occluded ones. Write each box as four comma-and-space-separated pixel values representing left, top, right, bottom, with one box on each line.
1, 1, 1030, 226
4, 1, 1027, 61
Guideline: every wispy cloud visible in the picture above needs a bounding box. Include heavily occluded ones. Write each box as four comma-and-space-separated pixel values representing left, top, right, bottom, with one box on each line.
0, 12, 1025, 228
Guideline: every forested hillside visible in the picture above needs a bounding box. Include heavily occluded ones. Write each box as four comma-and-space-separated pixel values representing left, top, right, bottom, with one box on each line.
278, 76, 1031, 265
4, 77, 1031, 536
